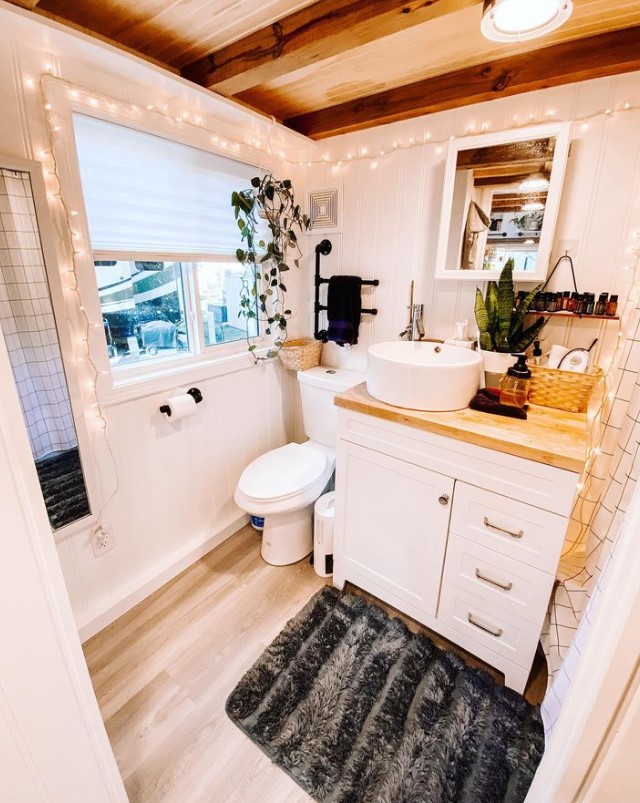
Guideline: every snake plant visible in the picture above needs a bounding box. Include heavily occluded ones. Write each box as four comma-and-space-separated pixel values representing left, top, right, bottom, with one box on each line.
475, 259, 546, 353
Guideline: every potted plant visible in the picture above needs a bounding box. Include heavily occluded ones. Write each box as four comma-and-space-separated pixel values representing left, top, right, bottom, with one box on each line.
475, 258, 546, 386
232, 174, 310, 362
513, 211, 544, 232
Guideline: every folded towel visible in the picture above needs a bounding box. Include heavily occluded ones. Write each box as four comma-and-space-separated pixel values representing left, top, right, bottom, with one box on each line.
326, 275, 363, 346
469, 388, 528, 420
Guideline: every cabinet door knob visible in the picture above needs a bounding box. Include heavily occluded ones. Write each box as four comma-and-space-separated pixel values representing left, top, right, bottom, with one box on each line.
438, 494, 450, 506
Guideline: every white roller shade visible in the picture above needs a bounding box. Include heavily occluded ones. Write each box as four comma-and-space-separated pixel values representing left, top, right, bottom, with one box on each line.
73, 114, 258, 254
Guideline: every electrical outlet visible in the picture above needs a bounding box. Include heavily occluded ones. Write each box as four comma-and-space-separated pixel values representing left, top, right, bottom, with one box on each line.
91, 525, 114, 557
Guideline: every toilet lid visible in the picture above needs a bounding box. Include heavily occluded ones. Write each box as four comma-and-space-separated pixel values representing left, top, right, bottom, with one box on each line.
238, 443, 327, 502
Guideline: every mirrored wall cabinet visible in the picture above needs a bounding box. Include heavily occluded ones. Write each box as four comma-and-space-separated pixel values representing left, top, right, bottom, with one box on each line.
435, 123, 571, 282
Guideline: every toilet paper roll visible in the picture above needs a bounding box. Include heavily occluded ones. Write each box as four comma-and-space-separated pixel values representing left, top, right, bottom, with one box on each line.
161, 392, 197, 421
547, 344, 570, 369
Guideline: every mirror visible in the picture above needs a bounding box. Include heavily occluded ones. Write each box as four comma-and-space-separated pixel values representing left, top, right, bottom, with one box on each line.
0, 161, 91, 531
435, 123, 571, 282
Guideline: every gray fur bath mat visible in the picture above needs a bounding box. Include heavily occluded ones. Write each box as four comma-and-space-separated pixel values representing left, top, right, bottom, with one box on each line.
226, 586, 544, 803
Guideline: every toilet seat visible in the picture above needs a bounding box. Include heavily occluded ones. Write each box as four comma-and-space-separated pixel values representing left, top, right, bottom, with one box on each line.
237, 442, 327, 503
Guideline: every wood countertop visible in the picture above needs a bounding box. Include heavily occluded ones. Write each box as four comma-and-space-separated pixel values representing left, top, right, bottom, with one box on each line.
335, 383, 588, 474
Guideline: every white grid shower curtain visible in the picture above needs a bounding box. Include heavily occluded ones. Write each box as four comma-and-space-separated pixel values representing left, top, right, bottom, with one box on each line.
541, 299, 640, 734
0, 169, 76, 460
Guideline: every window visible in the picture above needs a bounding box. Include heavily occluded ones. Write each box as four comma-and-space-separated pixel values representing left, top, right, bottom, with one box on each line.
195, 261, 257, 347
96, 260, 189, 366
73, 114, 259, 370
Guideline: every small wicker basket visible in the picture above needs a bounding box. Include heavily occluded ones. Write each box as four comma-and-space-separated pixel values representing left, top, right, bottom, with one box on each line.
528, 365, 604, 413
278, 338, 323, 371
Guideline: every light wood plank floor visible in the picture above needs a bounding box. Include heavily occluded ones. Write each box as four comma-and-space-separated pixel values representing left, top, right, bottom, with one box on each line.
84, 524, 546, 803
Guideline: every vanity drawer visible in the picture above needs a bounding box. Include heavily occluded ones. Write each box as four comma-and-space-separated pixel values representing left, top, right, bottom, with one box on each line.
442, 534, 555, 626
437, 583, 540, 669
450, 482, 568, 572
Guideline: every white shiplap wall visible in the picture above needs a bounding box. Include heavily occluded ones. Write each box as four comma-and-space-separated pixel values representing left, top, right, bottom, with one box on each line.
0, 4, 308, 638
57, 360, 298, 634
2, 1, 640, 643
302, 73, 640, 376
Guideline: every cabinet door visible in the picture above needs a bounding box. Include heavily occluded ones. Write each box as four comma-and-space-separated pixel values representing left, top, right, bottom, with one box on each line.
334, 440, 454, 618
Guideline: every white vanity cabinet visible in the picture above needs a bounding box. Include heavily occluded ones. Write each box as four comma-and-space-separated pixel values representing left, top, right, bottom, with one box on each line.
333, 406, 581, 693
335, 441, 454, 619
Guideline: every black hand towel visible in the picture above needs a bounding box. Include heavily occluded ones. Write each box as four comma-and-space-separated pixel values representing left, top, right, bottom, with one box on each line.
470, 388, 528, 419
326, 275, 363, 346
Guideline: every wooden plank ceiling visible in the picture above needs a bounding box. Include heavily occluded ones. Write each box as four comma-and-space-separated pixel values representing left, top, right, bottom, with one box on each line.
11, 0, 640, 140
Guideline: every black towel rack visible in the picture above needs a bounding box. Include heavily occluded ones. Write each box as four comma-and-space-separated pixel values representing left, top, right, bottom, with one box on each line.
314, 239, 379, 343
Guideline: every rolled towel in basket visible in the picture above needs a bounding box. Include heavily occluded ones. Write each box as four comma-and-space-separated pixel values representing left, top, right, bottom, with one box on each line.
326, 275, 363, 346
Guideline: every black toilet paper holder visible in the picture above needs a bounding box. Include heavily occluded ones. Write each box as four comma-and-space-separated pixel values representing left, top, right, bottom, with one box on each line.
159, 387, 203, 416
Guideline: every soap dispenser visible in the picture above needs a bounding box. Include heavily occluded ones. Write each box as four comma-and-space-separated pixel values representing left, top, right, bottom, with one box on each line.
499, 355, 531, 409
531, 340, 547, 366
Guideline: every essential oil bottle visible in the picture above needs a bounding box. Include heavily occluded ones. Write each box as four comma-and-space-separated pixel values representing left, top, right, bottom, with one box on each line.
585, 293, 595, 315
546, 292, 557, 313
606, 294, 619, 316
595, 293, 608, 316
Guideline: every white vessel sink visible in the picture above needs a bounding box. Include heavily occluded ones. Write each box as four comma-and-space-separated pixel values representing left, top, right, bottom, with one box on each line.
366, 341, 482, 412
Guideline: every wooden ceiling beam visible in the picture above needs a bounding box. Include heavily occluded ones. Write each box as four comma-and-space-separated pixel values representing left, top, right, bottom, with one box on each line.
180, 0, 482, 96
474, 174, 531, 186
284, 26, 640, 140
456, 139, 554, 169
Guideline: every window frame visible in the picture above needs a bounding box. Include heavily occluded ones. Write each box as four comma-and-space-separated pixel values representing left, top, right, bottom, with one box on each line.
42, 78, 287, 405
92, 249, 263, 384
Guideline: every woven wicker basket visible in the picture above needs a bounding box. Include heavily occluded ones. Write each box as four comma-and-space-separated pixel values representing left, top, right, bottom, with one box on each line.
278, 338, 322, 371
528, 365, 604, 413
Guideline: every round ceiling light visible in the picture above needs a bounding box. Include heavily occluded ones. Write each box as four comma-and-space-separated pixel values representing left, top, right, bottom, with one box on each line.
519, 172, 550, 190
481, 0, 573, 42
521, 200, 545, 211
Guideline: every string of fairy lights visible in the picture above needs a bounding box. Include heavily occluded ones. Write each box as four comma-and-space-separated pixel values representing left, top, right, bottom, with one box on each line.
36, 75, 120, 526
28, 72, 640, 538
30, 74, 640, 170
561, 220, 640, 566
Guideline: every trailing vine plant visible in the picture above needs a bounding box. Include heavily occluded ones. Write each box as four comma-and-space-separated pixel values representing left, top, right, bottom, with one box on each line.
232, 174, 310, 362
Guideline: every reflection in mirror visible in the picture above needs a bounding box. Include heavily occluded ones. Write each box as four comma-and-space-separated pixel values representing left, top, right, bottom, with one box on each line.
436, 124, 570, 281
0, 167, 90, 530
456, 137, 554, 273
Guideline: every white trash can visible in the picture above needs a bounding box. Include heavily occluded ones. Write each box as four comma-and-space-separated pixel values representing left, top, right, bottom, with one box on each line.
313, 491, 336, 577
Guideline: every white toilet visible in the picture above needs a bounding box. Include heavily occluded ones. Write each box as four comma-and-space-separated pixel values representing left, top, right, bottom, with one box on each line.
234, 366, 364, 565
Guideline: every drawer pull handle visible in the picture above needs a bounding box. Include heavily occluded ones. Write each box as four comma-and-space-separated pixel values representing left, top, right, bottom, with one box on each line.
468, 613, 503, 638
475, 568, 513, 592
483, 516, 523, 539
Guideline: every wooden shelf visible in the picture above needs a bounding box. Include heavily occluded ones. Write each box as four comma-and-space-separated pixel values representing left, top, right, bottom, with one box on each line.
526, 310, 620, 321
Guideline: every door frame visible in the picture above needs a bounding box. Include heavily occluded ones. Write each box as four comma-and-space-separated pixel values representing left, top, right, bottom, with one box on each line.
0, 286, 127, 800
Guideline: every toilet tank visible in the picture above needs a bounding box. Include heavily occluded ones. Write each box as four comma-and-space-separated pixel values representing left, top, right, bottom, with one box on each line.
297, 366, 365, 447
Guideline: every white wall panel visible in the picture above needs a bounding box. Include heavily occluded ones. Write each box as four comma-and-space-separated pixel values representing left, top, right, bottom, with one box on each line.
2, 1, 639, 642
0, 4, 306, 636
304, 74, 640, 375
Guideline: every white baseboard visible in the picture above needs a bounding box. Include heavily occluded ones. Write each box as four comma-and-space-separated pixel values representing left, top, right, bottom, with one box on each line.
77, 514, 249, 642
